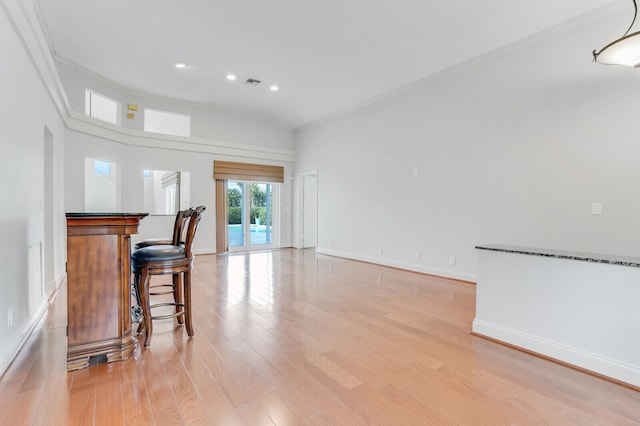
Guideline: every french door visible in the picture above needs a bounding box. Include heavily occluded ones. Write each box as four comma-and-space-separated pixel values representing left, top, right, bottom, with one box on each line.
227, 180, 277, 251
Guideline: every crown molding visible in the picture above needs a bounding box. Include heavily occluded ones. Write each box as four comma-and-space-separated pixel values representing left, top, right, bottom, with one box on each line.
69, 112, 295, 162
2, 0, 71, 122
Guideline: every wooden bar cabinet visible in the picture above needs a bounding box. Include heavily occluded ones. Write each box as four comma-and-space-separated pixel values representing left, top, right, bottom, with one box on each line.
65, 212, 148, 371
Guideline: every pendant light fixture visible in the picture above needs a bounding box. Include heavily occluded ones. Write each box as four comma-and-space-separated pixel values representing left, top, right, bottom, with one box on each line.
593, 0, 640, 67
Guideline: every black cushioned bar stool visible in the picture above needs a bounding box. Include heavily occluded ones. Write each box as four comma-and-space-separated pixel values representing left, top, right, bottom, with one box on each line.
134, 208, 191, 326
132, 206, 205, 347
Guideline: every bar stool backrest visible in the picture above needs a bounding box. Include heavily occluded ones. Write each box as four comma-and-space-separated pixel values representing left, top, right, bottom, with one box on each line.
171, 208, 192, 246
183, 205, 206, 258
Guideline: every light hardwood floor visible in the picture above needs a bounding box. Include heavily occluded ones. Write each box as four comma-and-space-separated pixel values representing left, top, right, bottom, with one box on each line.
1, 249, 639, 425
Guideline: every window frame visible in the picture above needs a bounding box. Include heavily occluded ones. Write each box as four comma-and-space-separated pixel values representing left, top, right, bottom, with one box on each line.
143, 108, 191, 137
84, 89, 120, 125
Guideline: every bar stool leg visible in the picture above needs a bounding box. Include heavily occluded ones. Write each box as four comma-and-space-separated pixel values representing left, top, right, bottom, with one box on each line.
184, 269, 194, 337
138, 268, 153, 348
173, 273, 184, 325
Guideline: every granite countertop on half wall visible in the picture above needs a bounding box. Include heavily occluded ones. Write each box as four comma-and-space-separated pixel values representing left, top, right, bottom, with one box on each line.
475, 244, 640, 268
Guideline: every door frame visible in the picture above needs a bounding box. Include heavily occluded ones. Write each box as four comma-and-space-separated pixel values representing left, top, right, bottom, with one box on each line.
226, 180, 279, 253
296, 170, 318, 249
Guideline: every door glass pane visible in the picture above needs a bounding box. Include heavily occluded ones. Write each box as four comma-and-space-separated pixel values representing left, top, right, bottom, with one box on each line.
228, 181, 244, 247
250, 183, 272, 246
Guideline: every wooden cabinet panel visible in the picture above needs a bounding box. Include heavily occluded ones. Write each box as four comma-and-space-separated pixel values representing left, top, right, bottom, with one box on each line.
67, 234, 119, 344
66, 213, 147, 370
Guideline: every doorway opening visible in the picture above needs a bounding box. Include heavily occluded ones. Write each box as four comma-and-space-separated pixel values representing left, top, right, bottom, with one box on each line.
213, 160, 284, 253
227, 181, 277, 251
298, 171, 318, 249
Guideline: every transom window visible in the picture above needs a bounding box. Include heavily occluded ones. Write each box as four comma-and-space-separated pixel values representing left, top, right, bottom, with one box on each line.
144, 108, 191, 137
85, 89, 119, 125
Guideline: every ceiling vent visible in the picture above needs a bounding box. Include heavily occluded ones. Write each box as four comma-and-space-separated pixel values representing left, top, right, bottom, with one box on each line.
245, 78, 261, 86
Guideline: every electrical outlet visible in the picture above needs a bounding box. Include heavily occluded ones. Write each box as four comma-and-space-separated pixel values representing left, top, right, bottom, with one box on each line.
415, 251, 421, 260
449, 256, 456, 265
378, 248, 383, 255
592, 203, 602, 215
7, 308, 13, 328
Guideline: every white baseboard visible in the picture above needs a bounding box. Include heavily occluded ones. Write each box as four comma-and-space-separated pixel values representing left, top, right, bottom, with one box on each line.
0, 297, 51, 379
194, 245, 295, 256
55, 271, 66, 289
0, 272, 65, 378
472, 319, 640, 388
315, 248, 476, 283
193, 247, 216, 255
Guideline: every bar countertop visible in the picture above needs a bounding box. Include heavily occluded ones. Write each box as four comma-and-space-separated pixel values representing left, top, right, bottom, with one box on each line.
475, 244, 640, 268
66, 212, 149, 217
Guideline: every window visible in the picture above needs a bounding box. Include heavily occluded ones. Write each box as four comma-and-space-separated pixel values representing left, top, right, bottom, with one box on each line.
144, 109, 191, 137
94, 159, 111, 175
84, 157, 117, 211
85, 90, 119, 125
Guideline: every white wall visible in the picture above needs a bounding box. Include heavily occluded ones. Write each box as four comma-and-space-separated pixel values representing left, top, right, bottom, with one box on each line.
294, 11, 640, 281
0, 0, 66, 374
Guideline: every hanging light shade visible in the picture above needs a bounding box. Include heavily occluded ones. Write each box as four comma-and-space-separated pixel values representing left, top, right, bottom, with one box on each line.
593, 0, 640, 67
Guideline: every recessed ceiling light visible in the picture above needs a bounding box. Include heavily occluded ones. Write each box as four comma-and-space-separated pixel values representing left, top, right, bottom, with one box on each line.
270, 85, 279, 92
226, 74, 237, 81
175, 63, 187, 69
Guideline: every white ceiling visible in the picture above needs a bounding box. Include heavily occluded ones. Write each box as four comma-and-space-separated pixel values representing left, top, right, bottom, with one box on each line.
37, 0, 620, 127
